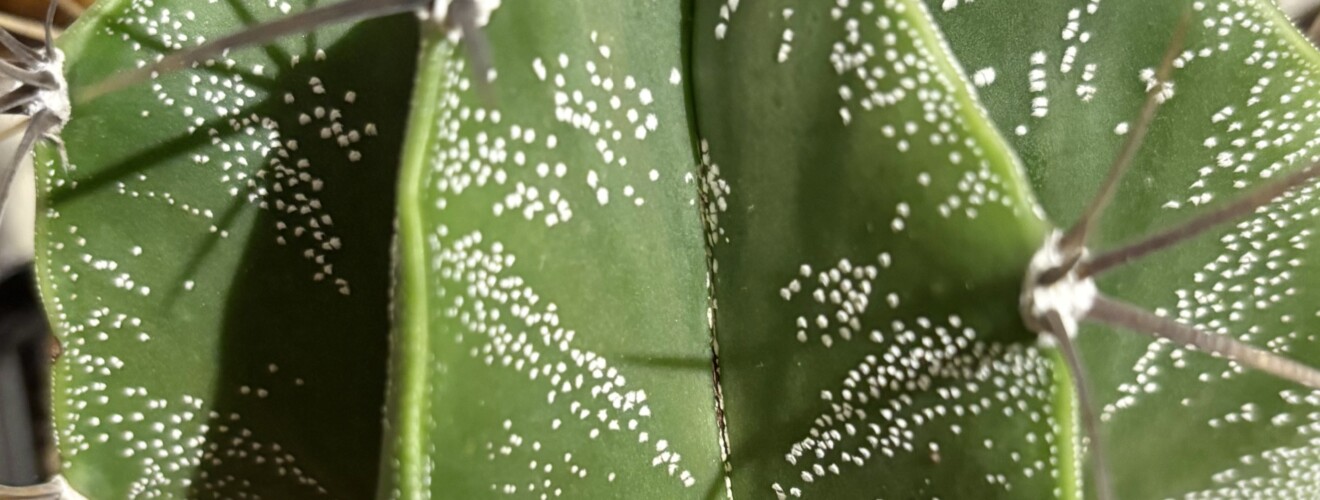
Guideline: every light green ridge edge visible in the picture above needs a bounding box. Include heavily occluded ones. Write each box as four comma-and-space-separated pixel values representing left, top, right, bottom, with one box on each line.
1050, 350, 1081, 500
897, 0, 1046, 216
1260, 0, 1320, 72
389, 26, 447, 500
896, 0, 1074, 497
34, 1, 131, 490
34, 0, 130, 306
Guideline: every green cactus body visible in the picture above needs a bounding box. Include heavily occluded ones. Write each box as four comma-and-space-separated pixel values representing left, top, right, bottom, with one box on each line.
35, 0, 417, 496
27, 0, 1320, 498
381, 7, 725, 499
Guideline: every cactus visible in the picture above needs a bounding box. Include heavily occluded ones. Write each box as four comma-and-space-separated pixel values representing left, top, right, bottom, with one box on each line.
34, 0, 417, 496
22, 0, 1320, 498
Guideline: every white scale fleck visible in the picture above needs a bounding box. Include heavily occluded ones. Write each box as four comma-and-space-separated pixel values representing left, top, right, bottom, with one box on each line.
771, 271, 1059, 496
782, 255, 889, 346
1100, 1, 1320, 439
90, 0, 387, 296
714, 1, 1066, 496
34, 0, 402, 495
1104, 183, 1318, 418
48, 299, 323, 496
417, 24, 700, 492
698, 139, 732, 248
972, 67, 997, 88
428, 229, 697, 490
820, 0, 1024, 223
1028, 52, 1050, 118
982, 0, 1320, 494
713, 0, 741, 40
1178, 390, 1320, 498
432, 34, 670, 224
777, 9, 796, 64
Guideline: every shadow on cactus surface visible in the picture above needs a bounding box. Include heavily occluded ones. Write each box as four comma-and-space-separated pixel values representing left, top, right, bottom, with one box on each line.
35, 0, 417, 496
21, 0, 1320, 498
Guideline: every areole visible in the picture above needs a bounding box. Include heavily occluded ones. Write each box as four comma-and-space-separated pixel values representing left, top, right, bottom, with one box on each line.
1019, 10, 1320, 500
0, 0, 69, 222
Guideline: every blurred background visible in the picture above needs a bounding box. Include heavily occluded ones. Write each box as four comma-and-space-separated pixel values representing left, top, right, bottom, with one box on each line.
3, 0, 1320, 492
